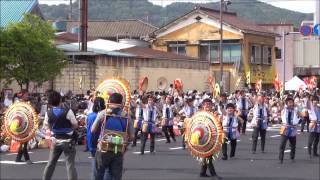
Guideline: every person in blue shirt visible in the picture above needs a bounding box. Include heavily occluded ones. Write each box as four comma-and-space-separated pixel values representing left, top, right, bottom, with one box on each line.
42, 91, 78, 180
86, 97, 106, 180
91, 93, 133, 180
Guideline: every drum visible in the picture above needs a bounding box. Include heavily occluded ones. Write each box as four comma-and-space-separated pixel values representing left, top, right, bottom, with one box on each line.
161, 119, 167, 126
133, 120, 139, 129
142, 122, 149, 133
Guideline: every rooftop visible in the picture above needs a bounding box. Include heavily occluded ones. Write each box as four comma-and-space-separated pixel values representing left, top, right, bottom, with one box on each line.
153, 6, 276, 37
64, 19, 158, 40
0, 0, 40, 27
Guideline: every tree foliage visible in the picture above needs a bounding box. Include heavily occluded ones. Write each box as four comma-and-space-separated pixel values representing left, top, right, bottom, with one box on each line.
0, 14, 65, 90
39, 0, 313, 28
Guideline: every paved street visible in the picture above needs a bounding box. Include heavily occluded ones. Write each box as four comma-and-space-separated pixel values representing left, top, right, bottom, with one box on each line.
1, 125, 319, 180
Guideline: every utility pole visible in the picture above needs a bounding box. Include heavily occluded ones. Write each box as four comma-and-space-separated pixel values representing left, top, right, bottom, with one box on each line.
219, 0, 224, 92
69, 0, 72, 20
80, 0, 88, 51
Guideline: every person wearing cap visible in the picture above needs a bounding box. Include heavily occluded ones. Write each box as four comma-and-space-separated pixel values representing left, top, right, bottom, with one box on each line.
162, 96, 176, 143
132, 98, 145, 147
140, 96, 158, 155
307, 96, 320, 158
221, 103, 239, 160
91, 93, 132, 180
199, 98, 222, 179
236, 90, 251, 134
251, 93, 268, 154
279, 96, 299, 164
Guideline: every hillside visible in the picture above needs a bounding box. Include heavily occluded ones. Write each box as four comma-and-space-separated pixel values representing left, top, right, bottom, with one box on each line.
39, 0, 313, 28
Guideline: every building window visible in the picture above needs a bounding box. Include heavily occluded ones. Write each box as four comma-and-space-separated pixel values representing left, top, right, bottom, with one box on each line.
199, 40, 241, 63
262, 46, 272, 65
275, 47, 282, 60
250, 44, 261, 64
167, 41, 186, 55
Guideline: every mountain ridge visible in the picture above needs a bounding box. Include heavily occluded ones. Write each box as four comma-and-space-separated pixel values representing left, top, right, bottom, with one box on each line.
39, 0, 313, 28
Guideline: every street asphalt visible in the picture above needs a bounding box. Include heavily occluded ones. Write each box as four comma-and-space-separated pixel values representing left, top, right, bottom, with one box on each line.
0, 125, 319, 180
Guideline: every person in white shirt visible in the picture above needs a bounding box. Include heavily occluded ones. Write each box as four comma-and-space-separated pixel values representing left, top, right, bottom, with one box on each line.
221, 103, 239, 160
132, 98, 145, 147
162, 96, 176, 143
236, 90, 251, 134
279, 97, 300, 164
251, 94, 268, 154
179, 98, 196, 149
140, 96, 158, 155
3, 93, 13, 107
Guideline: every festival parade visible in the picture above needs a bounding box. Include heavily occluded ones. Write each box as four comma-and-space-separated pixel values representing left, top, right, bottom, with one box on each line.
0, 0, 319, 180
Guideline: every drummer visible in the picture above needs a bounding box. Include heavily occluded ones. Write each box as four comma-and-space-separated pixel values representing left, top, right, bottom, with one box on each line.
179, 98, 196, 149
140, 96, 158, 155
132, 97, 146, 147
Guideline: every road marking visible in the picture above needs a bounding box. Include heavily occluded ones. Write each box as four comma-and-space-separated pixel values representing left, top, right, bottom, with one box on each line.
0, 159, 64, 165
5, 152, 34, 156
304, 146, 307, 149
156, 138, 167, 142
270, 135, 281, 138
237, 139, 241, 142
133, 151, 151, 154
284, 149, 291, 153
169, 147, 183, 150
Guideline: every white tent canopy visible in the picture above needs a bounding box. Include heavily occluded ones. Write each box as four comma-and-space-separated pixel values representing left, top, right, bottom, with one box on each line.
285, 76, 307, 91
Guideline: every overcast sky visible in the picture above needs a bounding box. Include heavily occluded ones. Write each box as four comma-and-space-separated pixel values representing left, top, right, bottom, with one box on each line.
39, 0, 316, 13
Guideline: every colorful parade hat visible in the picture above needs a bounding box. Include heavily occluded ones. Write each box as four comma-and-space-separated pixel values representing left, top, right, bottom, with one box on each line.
185, 111, 224, 162
3, 102, 38, 143
96, 77, 131, 111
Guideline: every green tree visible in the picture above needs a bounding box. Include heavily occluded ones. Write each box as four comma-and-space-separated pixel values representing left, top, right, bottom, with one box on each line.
0, 14, 65, 90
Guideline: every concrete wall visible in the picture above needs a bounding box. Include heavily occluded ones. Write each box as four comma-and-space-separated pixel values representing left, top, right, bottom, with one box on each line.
53, 62, 95, 95
294, 38, 320, 68
95, 56, 209, 92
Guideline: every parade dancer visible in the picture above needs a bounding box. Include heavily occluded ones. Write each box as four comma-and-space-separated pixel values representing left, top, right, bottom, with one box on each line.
162, 96, 176, 143
140, 96, 157, 155
91, 93, 132, 180
86, 97, 109, 180
199, 98, 222, 179
300, 94, 310, 132
43, 91, 78, 180
15, 90, 33, 164
236, 90, 250, 134
279, 97, 299, 164
179, 98, 196, 149
307, 96, 320, 158
221, 103, 238, 160
251, 94, 268, 154
132, 98, 145, 147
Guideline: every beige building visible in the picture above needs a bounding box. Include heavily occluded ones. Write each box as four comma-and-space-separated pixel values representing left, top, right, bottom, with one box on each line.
151, 6, 277, 92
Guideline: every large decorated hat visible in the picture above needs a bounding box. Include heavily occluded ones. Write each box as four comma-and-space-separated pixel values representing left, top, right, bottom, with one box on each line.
185, 111, 224, 161
96, 77, 131, 110
4, 102, 38, 143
